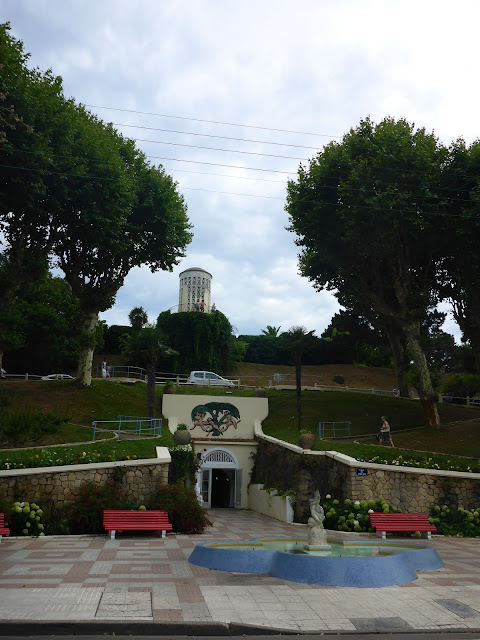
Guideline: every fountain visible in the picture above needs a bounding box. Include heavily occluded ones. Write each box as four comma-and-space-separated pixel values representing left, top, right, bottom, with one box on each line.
189, 492, 444, 588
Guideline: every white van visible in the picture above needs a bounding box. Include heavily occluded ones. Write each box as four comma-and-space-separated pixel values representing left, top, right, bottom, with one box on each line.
186, 371, 234, 387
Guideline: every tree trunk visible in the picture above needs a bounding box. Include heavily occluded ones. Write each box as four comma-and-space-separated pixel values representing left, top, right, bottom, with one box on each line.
385, 329, 410, 397
146, 362, 156, 419
295, 357, 302, 432
403, 321, 440, 428
76, 310, 99, 386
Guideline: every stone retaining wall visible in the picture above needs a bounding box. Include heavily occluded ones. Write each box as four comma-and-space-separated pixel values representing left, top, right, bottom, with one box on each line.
252, 435, 480, 522
0, 457, 170, 505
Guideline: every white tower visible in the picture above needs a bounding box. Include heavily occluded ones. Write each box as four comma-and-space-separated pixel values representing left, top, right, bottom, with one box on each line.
178, 267, 212, 312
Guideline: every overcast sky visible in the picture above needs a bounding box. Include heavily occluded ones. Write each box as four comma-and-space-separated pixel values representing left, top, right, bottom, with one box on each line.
4, 1, 479, 340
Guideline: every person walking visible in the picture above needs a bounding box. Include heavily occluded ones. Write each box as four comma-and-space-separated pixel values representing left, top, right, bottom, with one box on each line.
379, 415, 394, 447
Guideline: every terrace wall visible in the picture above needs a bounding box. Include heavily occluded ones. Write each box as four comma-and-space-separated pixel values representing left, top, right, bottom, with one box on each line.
0, 457, 169, 505
252, 433, 480, 522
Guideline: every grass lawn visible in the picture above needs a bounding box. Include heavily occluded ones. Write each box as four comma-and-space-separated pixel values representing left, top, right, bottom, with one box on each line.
1, 377, 480, 472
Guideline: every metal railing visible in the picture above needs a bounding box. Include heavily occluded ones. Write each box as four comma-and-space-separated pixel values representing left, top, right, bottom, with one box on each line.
318, 421, 351, 439
92, 415, 162, 442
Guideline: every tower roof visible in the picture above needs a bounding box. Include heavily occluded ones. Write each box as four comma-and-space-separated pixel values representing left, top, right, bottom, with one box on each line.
179, 267, 212, 278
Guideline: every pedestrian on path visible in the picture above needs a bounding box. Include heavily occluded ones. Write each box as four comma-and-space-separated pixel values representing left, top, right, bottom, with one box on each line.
378, 415, 394, 447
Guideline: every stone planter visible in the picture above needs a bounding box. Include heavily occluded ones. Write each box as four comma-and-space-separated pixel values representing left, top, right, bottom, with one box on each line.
163, 385, 176, 394
254, 388, 266, 397
173, 429, 192, 445
298, 432, 315, 449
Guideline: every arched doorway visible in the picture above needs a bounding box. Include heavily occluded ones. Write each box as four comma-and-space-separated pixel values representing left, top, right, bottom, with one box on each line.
197, 449, 242, 509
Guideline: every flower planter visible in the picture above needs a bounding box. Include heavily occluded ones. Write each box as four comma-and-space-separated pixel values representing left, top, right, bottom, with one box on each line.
254, 388, 266, 397
163, 385, 176, 394
173, 429, 192, 445
298, 432, 315, 449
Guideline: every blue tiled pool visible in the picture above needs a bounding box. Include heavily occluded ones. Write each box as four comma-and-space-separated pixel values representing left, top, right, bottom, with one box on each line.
189, 536, 443, 587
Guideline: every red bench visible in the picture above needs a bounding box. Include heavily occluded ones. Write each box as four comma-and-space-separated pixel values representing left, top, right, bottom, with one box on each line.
369, 512, 437, 540
103, 510, 173, 540
0, 513, 10, 543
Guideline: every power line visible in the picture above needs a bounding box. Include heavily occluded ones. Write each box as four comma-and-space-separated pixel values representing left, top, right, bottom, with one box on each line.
85, 104, 342, 139
3, 162, 480, 218
132, 137, 307, 161
111, 122, 322, 150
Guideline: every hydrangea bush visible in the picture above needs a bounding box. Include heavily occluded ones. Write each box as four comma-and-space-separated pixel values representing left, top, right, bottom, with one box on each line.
9, 501, 45, 536
321, 495, 401, 533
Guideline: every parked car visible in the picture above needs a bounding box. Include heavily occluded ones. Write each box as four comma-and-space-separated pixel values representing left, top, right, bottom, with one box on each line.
186, 371, 234, 387
41, 374, 74, 380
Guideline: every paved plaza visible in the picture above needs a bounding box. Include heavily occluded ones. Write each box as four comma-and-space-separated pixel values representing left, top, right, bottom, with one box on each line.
0, 509, 479, 633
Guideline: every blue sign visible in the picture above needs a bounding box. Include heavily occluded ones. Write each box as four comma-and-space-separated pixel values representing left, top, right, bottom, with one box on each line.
356, 468, 368, 476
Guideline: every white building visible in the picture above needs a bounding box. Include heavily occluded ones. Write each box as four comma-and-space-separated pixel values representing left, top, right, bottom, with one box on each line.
178, 267, 213, 313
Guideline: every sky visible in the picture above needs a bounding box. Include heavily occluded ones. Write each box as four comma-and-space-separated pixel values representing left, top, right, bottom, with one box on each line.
3, 0, 479, 340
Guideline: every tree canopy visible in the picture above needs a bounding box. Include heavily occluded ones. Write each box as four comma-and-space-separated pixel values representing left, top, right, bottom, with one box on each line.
286, 116, 448, 426
0, 23, 192, 384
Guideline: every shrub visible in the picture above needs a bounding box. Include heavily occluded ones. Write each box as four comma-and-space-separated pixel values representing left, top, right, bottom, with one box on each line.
321, 495, 401, 533
443, 374, 480, 398
168, 447, 199, 484
68, 480, 128, 534
429, 505, 480, 537
0, 409, 65, 445
332, 375, 345, 385
7, 501, 45, 537
148, 482, 212, 533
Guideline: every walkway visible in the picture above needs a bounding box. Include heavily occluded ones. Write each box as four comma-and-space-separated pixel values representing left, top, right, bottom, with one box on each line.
0, 509, 479, 633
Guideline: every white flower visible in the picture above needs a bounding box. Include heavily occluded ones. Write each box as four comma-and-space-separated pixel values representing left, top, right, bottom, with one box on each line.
326, 494, 331, 499
368, 509, 374, 513
354, 520, 359, 526
354, 501, 360, 507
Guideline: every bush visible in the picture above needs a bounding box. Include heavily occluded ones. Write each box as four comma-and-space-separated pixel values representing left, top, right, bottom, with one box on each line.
321, 495, 401, 533
332, 375, 345, 385
443, 374, 480, 398
68, 480, 128, 534
429, 505, 480, 537
6, 501, 45, 537
168, 447, 198, 484
148, 482, 212, 533
0, 409, 66, 445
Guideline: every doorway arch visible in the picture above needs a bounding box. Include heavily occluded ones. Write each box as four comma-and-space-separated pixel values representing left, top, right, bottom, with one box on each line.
197, 448, 242, 509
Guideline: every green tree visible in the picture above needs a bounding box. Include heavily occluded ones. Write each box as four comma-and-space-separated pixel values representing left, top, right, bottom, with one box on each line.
122, 325, 178, 418
6, 275, 83, 374
0, 23, 74, 365
128, 307, 149, 331
0, 25, 192, 386
157, 310, 241, 374
279, 326, 316, 432
261, 325, 281, 337
287, 117, 447, 427
440, 139, 480, 374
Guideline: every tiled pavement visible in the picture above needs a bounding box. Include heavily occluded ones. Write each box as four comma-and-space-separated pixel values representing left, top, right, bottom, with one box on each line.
0, 509, 479, 632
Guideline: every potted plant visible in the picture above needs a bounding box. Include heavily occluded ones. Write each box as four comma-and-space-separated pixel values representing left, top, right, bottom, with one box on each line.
298, 428, 315, 450
173, 423, 192, 445
163, 380, 176, 394
254, 386, 266, 397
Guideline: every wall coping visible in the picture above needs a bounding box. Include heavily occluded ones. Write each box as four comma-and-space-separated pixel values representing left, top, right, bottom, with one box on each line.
0, 447, 171, 479
254, 422, 480, 481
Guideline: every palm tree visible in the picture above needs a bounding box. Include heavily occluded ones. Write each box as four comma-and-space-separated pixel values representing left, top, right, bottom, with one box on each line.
280, 326, 316, 432
261, 325, 281, 337
128, 306, 149, 331
122, 325, 178, 418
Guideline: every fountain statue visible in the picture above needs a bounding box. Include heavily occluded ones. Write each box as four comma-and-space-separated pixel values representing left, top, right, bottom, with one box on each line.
306, 490, 331, 550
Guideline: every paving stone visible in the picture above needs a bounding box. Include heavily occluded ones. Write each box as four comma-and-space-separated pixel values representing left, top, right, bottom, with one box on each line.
435, 598, 480, 618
